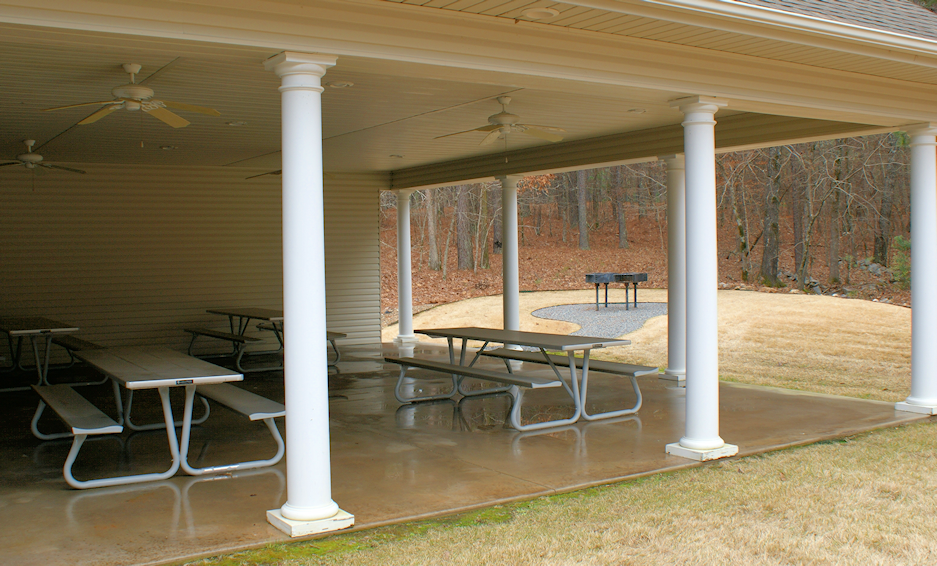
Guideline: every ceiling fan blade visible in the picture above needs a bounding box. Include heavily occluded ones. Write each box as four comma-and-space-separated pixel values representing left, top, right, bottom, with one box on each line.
435, 124, 501, 139
43, 163, 87, 174
480, 129, 502, 145
521, 127, 564, 143
522, 124, 566, 133
44, 100, 121, 112
78, 104, 123, 125
144, 106, 190, 128
245, 170, 282, 180
160, 99, 221, 116
0, 161, 21, 168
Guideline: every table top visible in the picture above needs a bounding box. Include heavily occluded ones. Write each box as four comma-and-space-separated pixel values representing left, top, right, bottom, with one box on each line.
416, 327, 630, 351
0, 316, 78, 336
75, 346, 243, 390
206, 307, 284, 321
585, 272, 648, 283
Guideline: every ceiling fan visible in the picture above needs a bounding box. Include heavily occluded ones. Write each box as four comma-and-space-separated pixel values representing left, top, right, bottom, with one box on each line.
435, 96, 565, 145
0, 140, 85, 174
43, 63, 220, 128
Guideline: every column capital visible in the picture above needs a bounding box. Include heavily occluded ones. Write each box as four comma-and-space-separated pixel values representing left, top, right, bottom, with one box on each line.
669, 96, 727, 116
905, 123, 937, 139
497, 175, 523, 187
659, 154, 685, 168
264, 52, 337, 75
394, 188, 417, 196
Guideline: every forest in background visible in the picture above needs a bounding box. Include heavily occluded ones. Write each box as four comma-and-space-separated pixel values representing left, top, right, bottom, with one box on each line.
379, 133, 914, 323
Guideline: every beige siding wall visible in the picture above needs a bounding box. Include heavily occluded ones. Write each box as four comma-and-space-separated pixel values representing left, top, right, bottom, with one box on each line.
324, 172, 384, 346
0, 164, 382, 362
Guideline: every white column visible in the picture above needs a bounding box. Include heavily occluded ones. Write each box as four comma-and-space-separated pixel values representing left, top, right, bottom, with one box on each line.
498, 175, 521, 333
394, 189, 419, 352
263, 52, 353, 536
665, 96, 737, 461
661, 155, 686, 382
897, 124, 937, 415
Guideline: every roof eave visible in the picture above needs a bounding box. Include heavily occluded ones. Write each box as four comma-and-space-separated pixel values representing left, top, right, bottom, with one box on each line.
568, 0, 937, 64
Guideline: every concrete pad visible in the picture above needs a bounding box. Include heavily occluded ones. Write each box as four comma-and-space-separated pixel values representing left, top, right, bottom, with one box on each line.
0, 344, 926, 566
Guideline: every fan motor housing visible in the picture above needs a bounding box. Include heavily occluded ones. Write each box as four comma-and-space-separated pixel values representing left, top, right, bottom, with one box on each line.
112, 83, 155, 101
17, 153, 43, 164
488, 111, 520, 126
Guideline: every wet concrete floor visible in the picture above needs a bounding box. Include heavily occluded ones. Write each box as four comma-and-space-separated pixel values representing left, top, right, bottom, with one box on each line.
0, 344, 927, 565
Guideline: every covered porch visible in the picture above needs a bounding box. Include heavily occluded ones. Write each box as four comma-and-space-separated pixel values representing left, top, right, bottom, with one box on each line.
2, 0, 937, 554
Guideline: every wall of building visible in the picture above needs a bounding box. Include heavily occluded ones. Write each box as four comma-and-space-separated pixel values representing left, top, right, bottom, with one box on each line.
0, 164, 382, 363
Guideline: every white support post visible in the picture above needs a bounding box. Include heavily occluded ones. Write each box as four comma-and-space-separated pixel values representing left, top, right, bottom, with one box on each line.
665, 97, 737, 462
661, 155, 686, 383
264, 52, 353, 536
499, 176, 522, 333
394, 189, 419, 353
897, 124, 937, 415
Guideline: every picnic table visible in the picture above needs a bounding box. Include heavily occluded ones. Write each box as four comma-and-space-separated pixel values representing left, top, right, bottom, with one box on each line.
584, 272, 648, 310
186, 307, 285, 372
386, 327, 639, 431
0, 316, 78, 389
30, 345, 286, 489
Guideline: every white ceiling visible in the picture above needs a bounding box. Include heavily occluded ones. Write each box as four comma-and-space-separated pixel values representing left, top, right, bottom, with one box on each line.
0, 22, 704, 176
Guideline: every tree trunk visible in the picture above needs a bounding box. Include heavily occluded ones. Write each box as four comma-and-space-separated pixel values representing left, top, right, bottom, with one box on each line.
490, 185, 502, 255
425, 189, 441, 270
615, 166, 628, 249
791, 154, 806, 287
726, 163, 751, 282
475, 185, 489, 271
874, 135, 899, 267
577, 169, 590, 250
761, 146, 782, 286
828, 145, 843, 283
456, 185, 474, 270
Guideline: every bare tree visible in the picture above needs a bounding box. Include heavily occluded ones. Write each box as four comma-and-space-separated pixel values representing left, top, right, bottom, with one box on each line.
456, 185, 474, 270
425, 189, 441, 270
761, 146, 783, 286
577, 169, 589, 250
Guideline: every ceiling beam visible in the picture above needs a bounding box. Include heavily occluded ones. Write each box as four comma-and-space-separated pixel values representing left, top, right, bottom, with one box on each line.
389, 113, 891, 190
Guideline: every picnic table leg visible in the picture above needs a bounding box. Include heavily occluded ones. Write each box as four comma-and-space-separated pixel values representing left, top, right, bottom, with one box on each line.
30, 333, 55, 385
121, 388, 210, 431
578, 349, 643, 421
64, 386, 183, 489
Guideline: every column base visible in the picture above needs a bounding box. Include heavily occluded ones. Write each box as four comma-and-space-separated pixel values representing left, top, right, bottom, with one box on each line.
895, 401, 937, 415
393, 334, 420, 347
267, 508, 354, 537
666, 442, 738, 461
660, 369, 685, 383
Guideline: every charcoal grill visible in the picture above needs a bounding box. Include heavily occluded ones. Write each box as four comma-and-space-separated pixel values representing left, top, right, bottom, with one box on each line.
585, 272, 649, 311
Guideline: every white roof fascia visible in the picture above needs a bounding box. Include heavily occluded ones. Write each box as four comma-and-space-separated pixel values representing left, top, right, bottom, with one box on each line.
567, 0, 937, 68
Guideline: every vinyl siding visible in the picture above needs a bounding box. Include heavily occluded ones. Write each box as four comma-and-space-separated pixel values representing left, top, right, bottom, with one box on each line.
0, 164, 383, 363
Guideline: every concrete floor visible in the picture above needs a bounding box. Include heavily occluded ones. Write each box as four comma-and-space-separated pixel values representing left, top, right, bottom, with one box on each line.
0, 343, 926, 566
